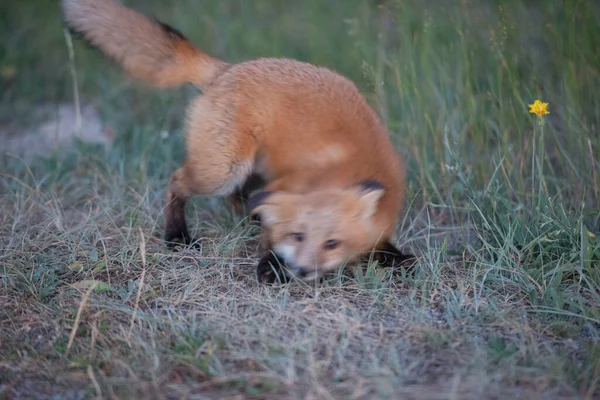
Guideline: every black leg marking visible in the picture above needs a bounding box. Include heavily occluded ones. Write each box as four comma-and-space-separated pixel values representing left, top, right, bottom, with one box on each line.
256, 252, 288, 284
164, 197, 200, 251
367, 241, 417, 274
164, 232, 201, 252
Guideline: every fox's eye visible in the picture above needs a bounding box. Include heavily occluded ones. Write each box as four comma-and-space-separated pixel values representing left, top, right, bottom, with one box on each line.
291, 232, 305, 242
324, 239, 339, 250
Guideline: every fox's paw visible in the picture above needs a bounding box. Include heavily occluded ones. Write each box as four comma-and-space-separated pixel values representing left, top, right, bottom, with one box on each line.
256, 252, 288, 284
369, 241, 418, 276
164, 233, 201, 252
390, 254, 418, 278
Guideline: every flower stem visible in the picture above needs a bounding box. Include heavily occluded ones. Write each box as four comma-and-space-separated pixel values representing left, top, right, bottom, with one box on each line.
534, 116, 547, 212
539, 118, 545, 207
532, 126, 536, 200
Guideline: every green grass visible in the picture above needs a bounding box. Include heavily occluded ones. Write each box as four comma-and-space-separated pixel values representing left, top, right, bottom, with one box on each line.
1, 0, 599, 398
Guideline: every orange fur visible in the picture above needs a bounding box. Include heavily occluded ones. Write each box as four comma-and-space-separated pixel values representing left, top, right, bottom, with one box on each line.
62, 0, 412, 282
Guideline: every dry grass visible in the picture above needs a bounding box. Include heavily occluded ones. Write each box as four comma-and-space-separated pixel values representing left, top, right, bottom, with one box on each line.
0, 186, 594, 399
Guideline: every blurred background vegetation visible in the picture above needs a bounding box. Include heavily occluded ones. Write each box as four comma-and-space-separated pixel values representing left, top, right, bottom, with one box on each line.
2, 0, 599, 206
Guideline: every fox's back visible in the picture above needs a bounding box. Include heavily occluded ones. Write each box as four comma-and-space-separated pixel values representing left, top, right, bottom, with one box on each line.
207, 58, 380, 136
204, 57, 402, 181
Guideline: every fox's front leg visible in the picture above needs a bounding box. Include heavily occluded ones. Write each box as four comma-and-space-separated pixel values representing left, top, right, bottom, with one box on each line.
255, 230, 289, 284
367, 240, 418, 277
256, 252, 287, 284
227, 173, 266, 217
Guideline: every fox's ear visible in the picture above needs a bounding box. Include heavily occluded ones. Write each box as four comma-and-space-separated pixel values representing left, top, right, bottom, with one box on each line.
248, 190, 280, 226
354, 180, 385, 220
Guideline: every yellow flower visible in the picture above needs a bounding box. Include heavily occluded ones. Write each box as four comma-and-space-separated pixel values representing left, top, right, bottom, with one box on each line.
528, 99, 550, 116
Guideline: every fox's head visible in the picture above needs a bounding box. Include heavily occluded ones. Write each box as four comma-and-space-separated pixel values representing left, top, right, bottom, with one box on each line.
248, 180, 389, 281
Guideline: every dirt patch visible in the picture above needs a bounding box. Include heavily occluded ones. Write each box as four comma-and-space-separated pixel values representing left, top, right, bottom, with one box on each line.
0, 103, 113, 161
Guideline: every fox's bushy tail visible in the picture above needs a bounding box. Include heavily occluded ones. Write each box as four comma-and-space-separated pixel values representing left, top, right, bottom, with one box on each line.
62, 0, 226, 88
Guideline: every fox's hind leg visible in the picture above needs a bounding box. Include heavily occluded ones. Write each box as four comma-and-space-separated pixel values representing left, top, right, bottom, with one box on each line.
164, 99, 257, 249
164, 158, 255, 249
164, 165, 198, 248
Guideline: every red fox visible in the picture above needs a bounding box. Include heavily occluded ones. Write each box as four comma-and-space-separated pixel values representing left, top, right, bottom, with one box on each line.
61, 0, 415, 283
